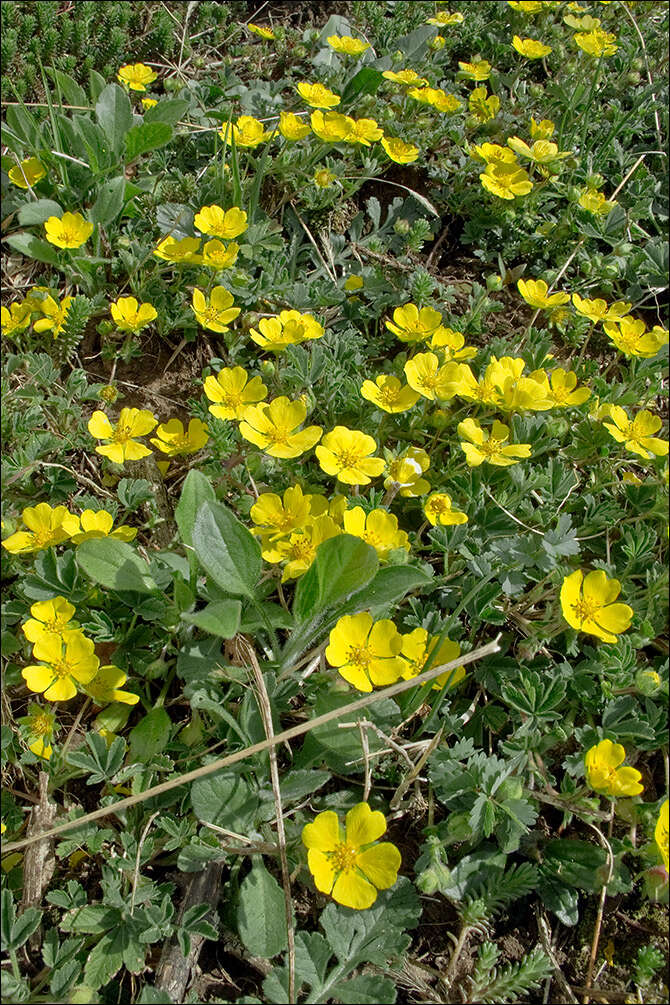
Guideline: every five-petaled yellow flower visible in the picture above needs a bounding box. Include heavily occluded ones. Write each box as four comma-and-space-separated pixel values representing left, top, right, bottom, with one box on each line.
20, 705, 56, 760
85, 665, 140, 706
400, 628, 466, 690
327, 35, 370, 56
408, 86, 461, 113
458, 60, 493, 81
575, 28, 617, 57
572, 293, 631, 324
507, 137, 570, 164
150, 418, 209, 456
381, 136, 420, 164
469, 87, 500, 122
22, 631, 99, 702
655, 800, 669, 870
326, 612, 405, 692
316, 427, 385, 485
153, 235, 202, 264
541, 368, 590, 407
384, 447, 431, 497
458, 418, 532, 466
248, 23, 274, 39
2, 504, 79, 555
385, 303, 443, 343
560, 569, 633, 643
302, 802, 401, 909
517, 279, 570, 310
44, 212, 94, 249
310, 110, 352, 142
602, 407, 669, 460
203, 366, 267, 421
603, 317, 668, 359
480, 162, 533, 200
278, 111, 311, 141
88, 407, 158, 464
579, 188, 617, 215
117, 63, 158, 91
512, 36, 552, 58
69, 510, 137, 545
382, 69, 428, 87
220, 116, 272, 148
239, 397, 322, 458
250, 310, 324, 352
8, 156, 47, 189
22, 597, 76, 644
110, 296, 157, 333
342, 507, 409, 560
584, 739, 643, 797
251, 484, 314, 541
192, 286, 240, 333
404, 353, 455, 402
360, 374, 420, 413
32, 294, 74, 339
2, 301, 33, 337
194, 205, 248, 239
427, 11, 464, 25
297, 82, 341, 108
424, 493, 468, 527
201, 239, 240, 270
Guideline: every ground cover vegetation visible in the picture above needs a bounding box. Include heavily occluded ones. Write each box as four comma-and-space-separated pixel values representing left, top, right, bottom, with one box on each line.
1, 1, 669, 1003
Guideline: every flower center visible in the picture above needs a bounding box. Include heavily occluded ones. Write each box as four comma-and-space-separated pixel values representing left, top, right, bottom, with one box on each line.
113, 424, 134, 445
479, 439, 502, 458
335, 448, 363, 469
419, 373, 438, 391
221, 391, 243, 409
572, 597, 600, 622
474, 380, 498, 404
52, 658, 73, 679
347, 644, 372, 669
328, 841, 358, 872
32, 714, 52, 735
288, 536, 314, 562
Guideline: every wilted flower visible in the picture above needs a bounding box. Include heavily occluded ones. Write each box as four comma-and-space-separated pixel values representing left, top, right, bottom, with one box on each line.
560, 569, 633, 643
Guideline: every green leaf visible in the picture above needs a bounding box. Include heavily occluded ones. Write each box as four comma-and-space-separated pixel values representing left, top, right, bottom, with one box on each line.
1, 889, 16, 951
192, 500, 261, 598
90, 176, 126, 226
83, 926, 125, 989
61, 905, 120, 935
181, 600, 242, 639
238, 859, 288, 959
17, 199, 63, 226
9, 907, 42, 952
339, 565, 433, 619
125, 122, 174, 161
293, 535, 378, 623
94, 83, 133, 154
45, 67, 88, 107
88, 69, 107, 102
128, 707, 172, 762
340, 67, 384, 105
5, 232, 60, 266
336, 975, 396, 1004
538, 869, 579, 926
190, 771, 260, 830
144, 98, 189, 125
76, 538, 159, 594
542, 839, 607, 892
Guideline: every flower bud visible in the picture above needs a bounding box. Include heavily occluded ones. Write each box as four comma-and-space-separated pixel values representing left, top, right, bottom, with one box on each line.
486, 273, 503, 292
636, 669, 662, 696
394, 218, 411, 235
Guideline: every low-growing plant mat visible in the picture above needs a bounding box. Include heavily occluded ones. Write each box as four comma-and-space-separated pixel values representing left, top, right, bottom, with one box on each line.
1, 2, 668, 1004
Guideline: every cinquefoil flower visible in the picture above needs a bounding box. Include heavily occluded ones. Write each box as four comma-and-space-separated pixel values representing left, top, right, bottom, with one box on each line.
360, 375, 420, 413
297, 82, 341, 108
85, 665, 140, 706
512, 36, 552, 58
194, 205, 248, 239
239, 397, 322, 458
22, 631, 99, 702
326, 612, 405, 692
327, 35, 370, 55
517, 279, 570, 310
310, 110, 353, 142
153, 235, 202, 264
1, 301, 33, 337
602, 407, 669, 460
250, 485, 314, 541
150, 418, 209, 457
603, 317, 668, 359
385, 303, 443, 343
384, 447, 431, 497
250, 311, 324, 352
192, 287, 240, 333
480, 162, 533, 200
201, 240, 240, 270
88, 408, 157, 464
44, 212, 93, 249
381, 137, 420, 163
585, 739, 643, 796
316, 427, 384, 485
575, 28, 617, 56
110, 297, 157, 333
2, 504, 79, 555
404, 353, 456, 401
458, 60, 492, 81
32, 294, 73, 338
302, 802, 401, 909
560, 569, 633, 643
204, 366, 267, 421
424, 493, 468, 526
220, 116, 272, 148
342, 507, 409, 560
117, 63, 157, 91
8, 157, 46, 189
69, 510, 137, 545
655, 800, 669, 870
19, 704, 56, 760
400, 628, 466, 689
458, 418, 532, 466
572, 294, 631, 324
22, 597, 76, 644
278, 112, 311, 141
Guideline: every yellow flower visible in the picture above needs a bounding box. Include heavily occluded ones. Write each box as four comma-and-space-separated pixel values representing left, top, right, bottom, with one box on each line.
44, 212, 93, 249
427, 11, 464, 25
384, 447, 431, 497
271, 515, 341, 581
220, 116, 271, 148
430, 326, 478, 362
621, 471, 642, 486
201, 239, 240, 270
19, 704, 56, 760
382, 69, 429, 86
400, 628, 465, 689
408, 86, 461, 113
512, 36, 552, 58
150, 418, 209, 457
603, 317, 668, 359
85, 665, 140, 706
480, 162, 533, 199
508, 0, 558, 11
278, 111, 311, 141
530, 117, 555, 140
360, 374, 420, 414
8, 156, 46, 189
327, 35, 370, 56
1, 301, 33, 337
22, 597, 77, 644
2, 503, 79, 555
313, 168, 338, 188
584, 739, 643, 796
424, 493, 468, 527
88, 407, 157, 464
602, 406, 669, 460
239, 397, 322, 459
250, 485, 314, 541
203, 366, 267, 421
344, 275, 364, 291
430, 35, 446, 50
141, 98, 158, 109
564, 13, 602, 29
297, 82, 341, 109
22, 631, 99, 702
345, 117, 383, 146
316, 427, 385, 485
575, 28, 617, 56
517, 278, 570, 310
153, 235, 202, 264
250, 310, 324, 352
458, 60, 493, 82
342, 507, 409, 560
192, 287, 240, 333
484, 356, 552, 412
470, 142, 517, 165
194, 205, 248, 239
310, 110, 353, 142
302, 802, 401, 909
572, 293, 631, 324
578, 188, 617, 215
469, 87, 500, 122
458, 417, 532, 466
117, 63, 157, 91
506, 137, 570, 163
385, 303, 443, 343
541, 368, 590, 407
326, 612, 405, 692
110, 296, 157, 333
32, 294, 74, 338
561, 569, 633, 643
404, 352, 456, 401
248, 22, 274, 39
655, 800, 669, 870
69, 510, 137, 545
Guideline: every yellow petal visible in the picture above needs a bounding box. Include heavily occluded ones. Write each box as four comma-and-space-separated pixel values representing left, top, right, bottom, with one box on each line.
345, 802, 387, 847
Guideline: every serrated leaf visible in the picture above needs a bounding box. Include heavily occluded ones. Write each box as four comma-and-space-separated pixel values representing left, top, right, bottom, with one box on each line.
83, 926, 125, 989
61, 905, 120, 935
238, 860, 287, 959
192, 500, 261, 598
